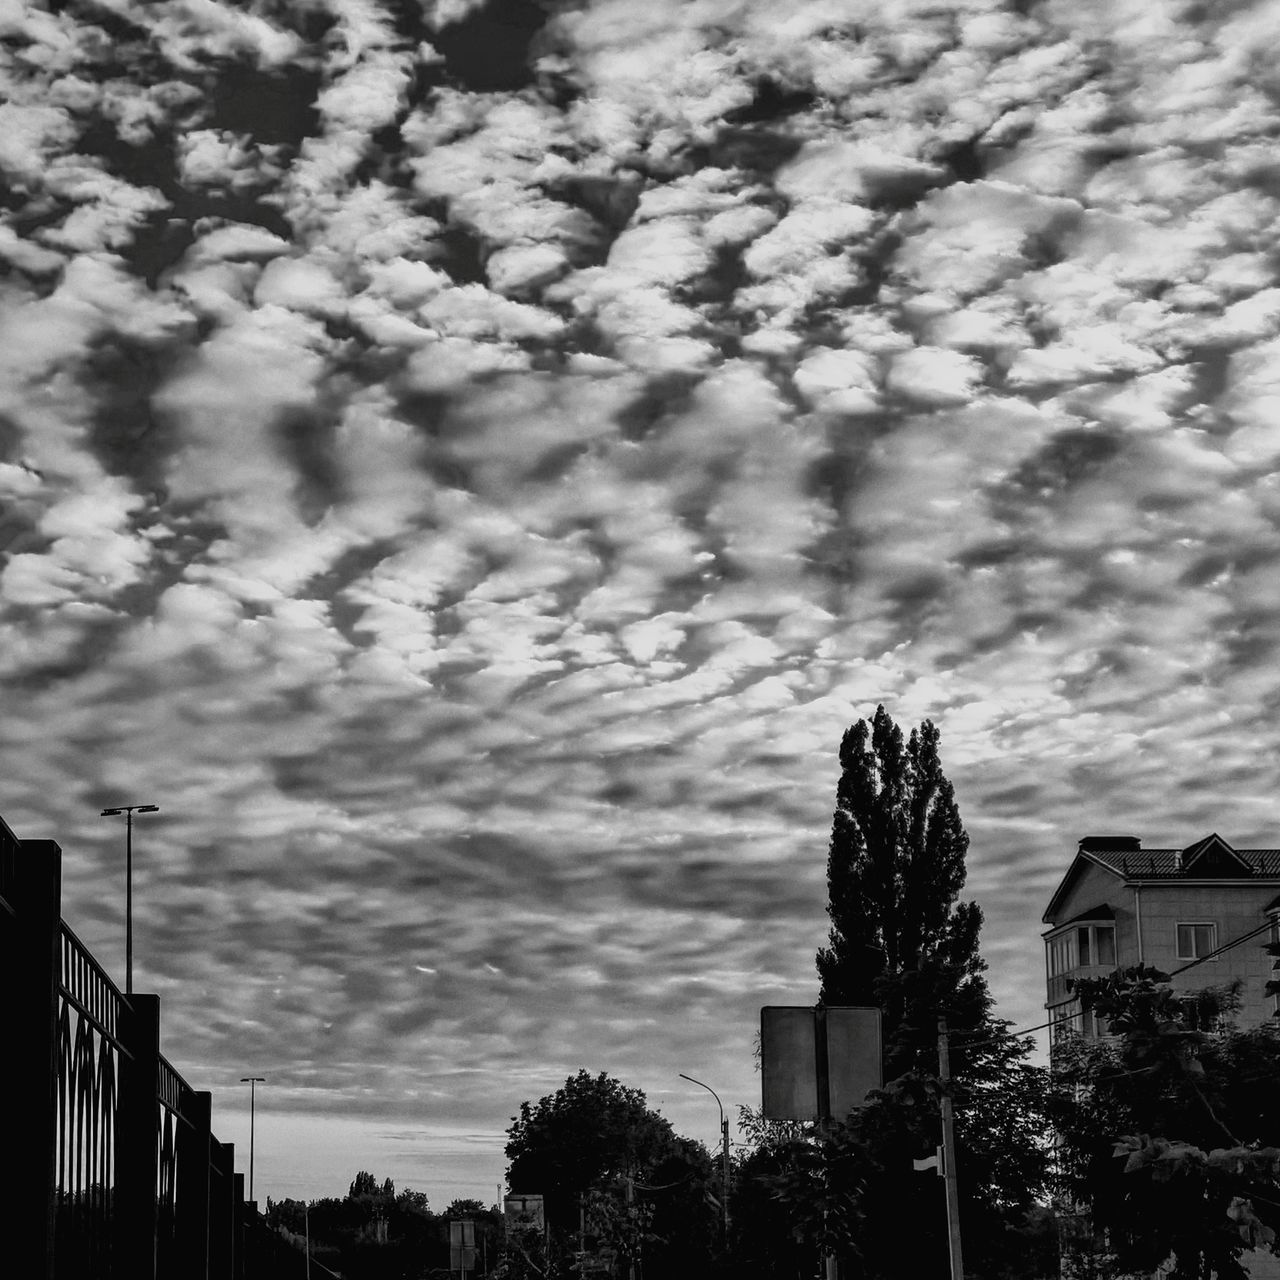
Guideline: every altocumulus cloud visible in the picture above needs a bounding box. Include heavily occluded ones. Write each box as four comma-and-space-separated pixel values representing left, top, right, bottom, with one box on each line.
5, 0, 1280, 1194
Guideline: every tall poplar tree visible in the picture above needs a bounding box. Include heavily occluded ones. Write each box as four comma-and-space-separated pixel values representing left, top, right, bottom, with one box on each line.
817, 705, 989, 1079
799, 706, 1054, 1279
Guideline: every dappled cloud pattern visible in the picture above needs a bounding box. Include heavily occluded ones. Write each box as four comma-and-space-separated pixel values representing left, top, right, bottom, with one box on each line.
5, 0, 1280, 1166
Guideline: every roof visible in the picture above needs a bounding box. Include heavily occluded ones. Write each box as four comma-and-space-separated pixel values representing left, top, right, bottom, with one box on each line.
1043, 833, 1280, 923
1086, 850, 1280, 879
1060, 903, 1116, 925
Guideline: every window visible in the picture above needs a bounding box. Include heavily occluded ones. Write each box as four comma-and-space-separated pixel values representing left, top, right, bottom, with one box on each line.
1271, 917, 1280, 1015
1076, 924, 1116, 967
1049, 1003, 1109, 1042
1049, 924, 1118, 975
1048, 933, 1077, 976
1176, 922, 1217, 959
1050, 1004, 1080, 1044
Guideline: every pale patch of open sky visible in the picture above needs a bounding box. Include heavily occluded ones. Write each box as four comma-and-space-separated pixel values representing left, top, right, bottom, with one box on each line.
6, 0, 1280, 1208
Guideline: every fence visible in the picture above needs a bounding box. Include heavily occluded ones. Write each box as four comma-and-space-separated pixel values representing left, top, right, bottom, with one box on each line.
0, 814, 260, 1279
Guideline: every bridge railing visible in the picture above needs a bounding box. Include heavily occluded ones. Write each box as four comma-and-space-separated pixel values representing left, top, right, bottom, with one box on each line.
0, 826, 255, 1280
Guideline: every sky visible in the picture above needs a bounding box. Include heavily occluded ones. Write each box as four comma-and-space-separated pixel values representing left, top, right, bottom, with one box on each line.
5, 0, 1280, 1209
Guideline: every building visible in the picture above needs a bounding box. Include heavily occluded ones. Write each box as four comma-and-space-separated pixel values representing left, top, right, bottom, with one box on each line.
1043, 833, 1280, 1041
1044, 833, 1280, 1280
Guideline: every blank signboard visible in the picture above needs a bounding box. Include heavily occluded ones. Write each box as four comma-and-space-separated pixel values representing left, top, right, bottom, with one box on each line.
761, 1005, 882, 1121
826, 1006, 883, 1118
761, 1005, 819, 1119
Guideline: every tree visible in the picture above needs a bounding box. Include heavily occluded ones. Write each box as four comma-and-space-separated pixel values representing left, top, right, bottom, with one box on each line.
728, 1107, 815, 1280
348, 1170, 394, 1201
816, 706, 987, 1079
1049, 966, 1280, 1279
272, 1173, 440, 1279
444, 1198, 488, 1218
788, 707, 1053, 1280
504, 1069, 715, 1278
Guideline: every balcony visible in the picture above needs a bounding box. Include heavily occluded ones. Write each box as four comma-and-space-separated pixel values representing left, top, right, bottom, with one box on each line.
1047, 963, 1119, 1007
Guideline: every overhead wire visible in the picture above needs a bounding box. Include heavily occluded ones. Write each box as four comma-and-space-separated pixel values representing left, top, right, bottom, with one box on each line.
950, 916, 1279, 1053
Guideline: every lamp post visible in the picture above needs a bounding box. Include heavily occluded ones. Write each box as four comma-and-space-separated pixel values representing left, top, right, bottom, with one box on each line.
679, 1073, 730, 1245
240, 1076, 265, 1204
100, 803, 159, 995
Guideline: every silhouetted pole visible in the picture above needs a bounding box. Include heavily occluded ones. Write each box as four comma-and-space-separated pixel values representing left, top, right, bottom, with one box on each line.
625, 1173, 636, 1280
100, 803, 159, 994
678, 1073, 730, 1245
938, 1019, 965, 1280
240, 1076, 265, 1203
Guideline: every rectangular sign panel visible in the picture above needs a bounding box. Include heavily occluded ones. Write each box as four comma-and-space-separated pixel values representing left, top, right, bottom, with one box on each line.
504, 1194, 544, 1232
761, 1005, 883, 1121
826, 1005, 883, 1118
761, 1005, 819, 1119
450, 1219, 476, 1270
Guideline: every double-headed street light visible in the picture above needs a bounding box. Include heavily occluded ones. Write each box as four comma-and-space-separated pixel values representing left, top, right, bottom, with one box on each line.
240, 1075, 264, 1203
100, 803, 159, 995
240, 1076, 265, 1204
679, 1073, 730, 1244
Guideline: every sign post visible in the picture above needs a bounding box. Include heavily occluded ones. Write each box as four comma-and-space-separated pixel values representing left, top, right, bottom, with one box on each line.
760, 1005, 882, 1122
451, 1219, 477, 1279
761, 1006, 883, 1280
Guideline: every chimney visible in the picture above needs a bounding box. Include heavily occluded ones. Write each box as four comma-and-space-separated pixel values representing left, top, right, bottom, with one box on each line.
1079, 835, 1142, 853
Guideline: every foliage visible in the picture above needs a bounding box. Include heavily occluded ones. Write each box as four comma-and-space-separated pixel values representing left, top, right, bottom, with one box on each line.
504, 1069, 716, 1278
795, 706, 1053, 1279
728, 1107, 821, 1280
816, 706, 989, 1079
734, 1053, 1054, 1280
349, 1170, 392, 1200
1048, 965, 1280, 1279
506, 1069, 681, 1226
494, 1224, 551, 1280
266, 1172, 442, 1280
444, 1197, 490, 1219
397, 1187, 431, 1216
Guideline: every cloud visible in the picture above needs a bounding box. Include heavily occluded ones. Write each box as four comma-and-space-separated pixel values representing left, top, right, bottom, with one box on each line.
7, 0, 1280, 1208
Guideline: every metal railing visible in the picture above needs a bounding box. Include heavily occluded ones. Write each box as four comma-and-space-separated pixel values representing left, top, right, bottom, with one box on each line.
0, 808, 19, 918
55, 945, 120, 1278
1, 825, 265, 1280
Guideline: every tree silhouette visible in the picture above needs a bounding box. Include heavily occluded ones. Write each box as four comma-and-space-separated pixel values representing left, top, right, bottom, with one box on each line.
505, 1069, 714, 1277
1050, 967, 1280, 1280
800, 706, 1052, 1279
816, 705, 988, 1078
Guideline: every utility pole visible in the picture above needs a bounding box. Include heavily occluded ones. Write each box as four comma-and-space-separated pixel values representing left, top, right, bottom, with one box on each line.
937, 1018, 965, 1280
625, 1173, 636, 1280
100, 803, 159, 995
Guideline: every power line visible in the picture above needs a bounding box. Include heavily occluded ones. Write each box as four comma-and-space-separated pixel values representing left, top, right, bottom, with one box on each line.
955, 917, 1279, 1052
1168, 918, 1276, 977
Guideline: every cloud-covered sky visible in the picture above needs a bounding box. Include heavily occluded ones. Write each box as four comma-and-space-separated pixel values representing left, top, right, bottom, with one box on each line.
7, 0, 1280, 1205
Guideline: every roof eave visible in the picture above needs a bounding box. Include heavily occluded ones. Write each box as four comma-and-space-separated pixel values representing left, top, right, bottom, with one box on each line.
1042, 850, 1124, 924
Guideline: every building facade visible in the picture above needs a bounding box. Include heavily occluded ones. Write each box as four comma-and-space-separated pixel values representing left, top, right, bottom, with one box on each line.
1044, 833, 1280, 1280
1043, 833, 1280, 1042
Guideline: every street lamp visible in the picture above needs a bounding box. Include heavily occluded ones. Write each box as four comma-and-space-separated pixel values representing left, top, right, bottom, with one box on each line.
100, 803, 159, 995
679, 1073, 730, 1245
240, 1076, 265, 1204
